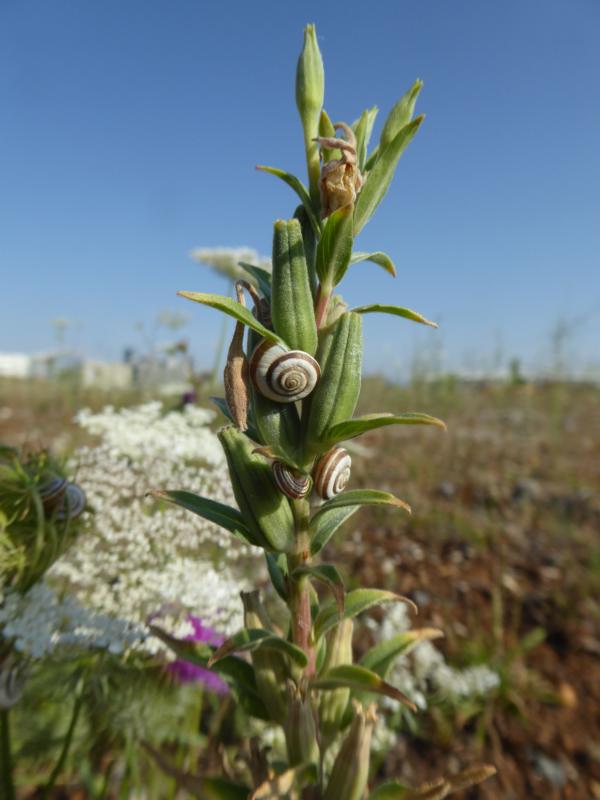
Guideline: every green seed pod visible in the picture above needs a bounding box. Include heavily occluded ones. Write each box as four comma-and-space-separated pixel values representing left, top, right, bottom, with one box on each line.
251, 385, 302, 464
241, 591, 289, 725
323, 702, 377, 800
305, 311, 363, 454
218, 427, 295, 553
271, 219, 318, 356
296, 24, 324, 203
294, 204, 318, 299
319, 619, 353, 743
284, 681, 319, 766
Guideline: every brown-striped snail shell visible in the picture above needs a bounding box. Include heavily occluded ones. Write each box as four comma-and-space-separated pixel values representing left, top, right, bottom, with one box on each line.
249, 340, 320, 403
272, 461, 311, 499
39, 476, 67, 515
313, 447, 352, 500
56, 483, 87, 522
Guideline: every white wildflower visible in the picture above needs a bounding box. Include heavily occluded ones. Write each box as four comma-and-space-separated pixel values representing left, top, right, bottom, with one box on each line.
190, 247, 271, 283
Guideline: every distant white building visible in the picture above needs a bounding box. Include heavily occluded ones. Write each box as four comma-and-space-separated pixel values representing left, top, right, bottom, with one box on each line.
81, 360, 133, 390
0, 353, 32, 378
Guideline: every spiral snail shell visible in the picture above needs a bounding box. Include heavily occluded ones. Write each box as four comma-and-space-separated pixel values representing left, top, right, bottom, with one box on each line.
249, 340, 320, 403
272, 461, 311, 499
39, 476, 68, 515
56, 483, 87, 522
313, 447, 352, 500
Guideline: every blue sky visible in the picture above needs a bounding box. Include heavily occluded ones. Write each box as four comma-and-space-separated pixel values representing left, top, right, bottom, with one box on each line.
1, 0, 599, 377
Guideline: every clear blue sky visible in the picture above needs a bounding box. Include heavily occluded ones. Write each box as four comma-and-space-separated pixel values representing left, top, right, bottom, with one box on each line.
1, 0, 599, 377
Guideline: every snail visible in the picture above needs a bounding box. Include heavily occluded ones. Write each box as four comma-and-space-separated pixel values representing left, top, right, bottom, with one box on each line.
56, 483, 87, 522
0, 654, 27, 711
39, 476, 67, 515
272, 461, 311, 499
249, 340, 320, 403
313, 446, 352, 500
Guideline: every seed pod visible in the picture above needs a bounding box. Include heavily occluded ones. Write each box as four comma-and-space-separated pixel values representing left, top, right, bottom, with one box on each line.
305, 312, 362, 453
223, 320, 249, 431
249, 340, 320, 404
323, 702, 377, 800
319, 619, 353, 743
313, 447, 351, 500
56, 483, 86, 522
218, 426, 295, 553
284, 680, 319, 766
242, 591, 288, 725
252, 386, 302, 465
272, 461, 311, 499
294, 204, 318, 298
39, 476, 67, 515
271, 219, 318, 355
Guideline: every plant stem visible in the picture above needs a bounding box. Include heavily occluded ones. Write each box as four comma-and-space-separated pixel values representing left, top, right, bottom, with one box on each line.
289, 499, 316, 676
41, 686, 84, 798
0, 709, 16, 800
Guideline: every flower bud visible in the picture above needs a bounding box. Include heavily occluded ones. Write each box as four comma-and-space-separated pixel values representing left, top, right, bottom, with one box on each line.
296, 24, 325, 204
319, 619, 353, 742
241, 591, 288, 725
284, 680, 319, 766
323, 702, 377, 800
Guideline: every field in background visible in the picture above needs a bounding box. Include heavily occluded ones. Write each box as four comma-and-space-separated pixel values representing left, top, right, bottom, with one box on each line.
1, 375, 599, 798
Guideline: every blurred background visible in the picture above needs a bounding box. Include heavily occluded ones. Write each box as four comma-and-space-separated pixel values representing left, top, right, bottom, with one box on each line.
1, 1, 599, 797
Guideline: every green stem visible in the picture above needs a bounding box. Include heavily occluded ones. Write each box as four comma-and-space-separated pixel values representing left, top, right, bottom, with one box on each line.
288, 499, 315, 676
1, 709, 16, 800
314, 283, 332, 330
42, 686, 84, 798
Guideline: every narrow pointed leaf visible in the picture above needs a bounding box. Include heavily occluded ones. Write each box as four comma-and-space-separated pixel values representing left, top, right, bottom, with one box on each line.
314, 588, 417, 641
370, 781, 449, 800
361, 629, 444, 678
312, 664, 417, 711
350, 251, 396, 277
354, 115, 424, 235
256, 165, 321, 237
446, 765, 497, 792
316, 205, 354, 287
353, 303, 437, 327
319, 109, 340, 162
209, 628, 308, 668
312, 489, 411, 521
151, 490, 257, 547
310, 505, 359, 555
237, 262, 272, 298
380, 79, 423, 152
251, 763, 318, 799
266, 553, 288, 601
177, 292, 288, 346
353, 106, 378, 171
326, 412, 446, 444
148, 625, 213, 665
292, 563, 345, 615
369, 782, 411, 800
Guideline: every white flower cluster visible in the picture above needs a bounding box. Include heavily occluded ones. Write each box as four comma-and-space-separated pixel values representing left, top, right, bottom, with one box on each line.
371, 604, 500, 711
1, 402, 261, 660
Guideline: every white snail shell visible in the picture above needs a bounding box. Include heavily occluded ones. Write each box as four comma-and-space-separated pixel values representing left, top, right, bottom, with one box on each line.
56, 483, 87, 522
249, 340, 320, 403
272, 461, 311, 499
313, 447, 352, 500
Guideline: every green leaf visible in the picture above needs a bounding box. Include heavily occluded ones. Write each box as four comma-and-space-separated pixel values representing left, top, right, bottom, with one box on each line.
151, 490, 257, 548
209, 628, 308, 669
325, 412, 446, 444
177, 292, 288, 347
352, 106, 378, 171
292, 563, 345, 615
353, 115, 424, 235
251, 763, 318, 799
380, 79, 423, 152
312, 489, 411, 520
265, 553, 288, 602
369, 782, 412, 800
237, 262, 272, 298
309, 505, 359, 556
256, 165, 321, 238
352, 303, 437, 328
312, 664, 416, 711
350, 250, 396, 277
209, 397, 261, 442
361, 629, 444, 678
319, 109, 340, 162
314, 588, 417, 641
315, 205, 354, 287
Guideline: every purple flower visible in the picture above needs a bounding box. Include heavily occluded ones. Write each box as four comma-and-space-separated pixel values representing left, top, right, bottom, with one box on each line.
167, 615, 228, 694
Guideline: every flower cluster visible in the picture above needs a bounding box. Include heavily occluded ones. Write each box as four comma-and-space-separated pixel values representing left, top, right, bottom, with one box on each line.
190, 247, 271, 283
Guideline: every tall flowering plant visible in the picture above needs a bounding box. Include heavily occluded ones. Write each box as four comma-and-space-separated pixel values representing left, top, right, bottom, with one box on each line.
154, 26, 496, 799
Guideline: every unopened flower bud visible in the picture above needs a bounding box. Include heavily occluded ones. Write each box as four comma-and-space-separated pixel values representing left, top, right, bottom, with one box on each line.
323, 702, 377, 800
296, 24, 325, 204
284, 680, 319, 766
319, 619, 353, 743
